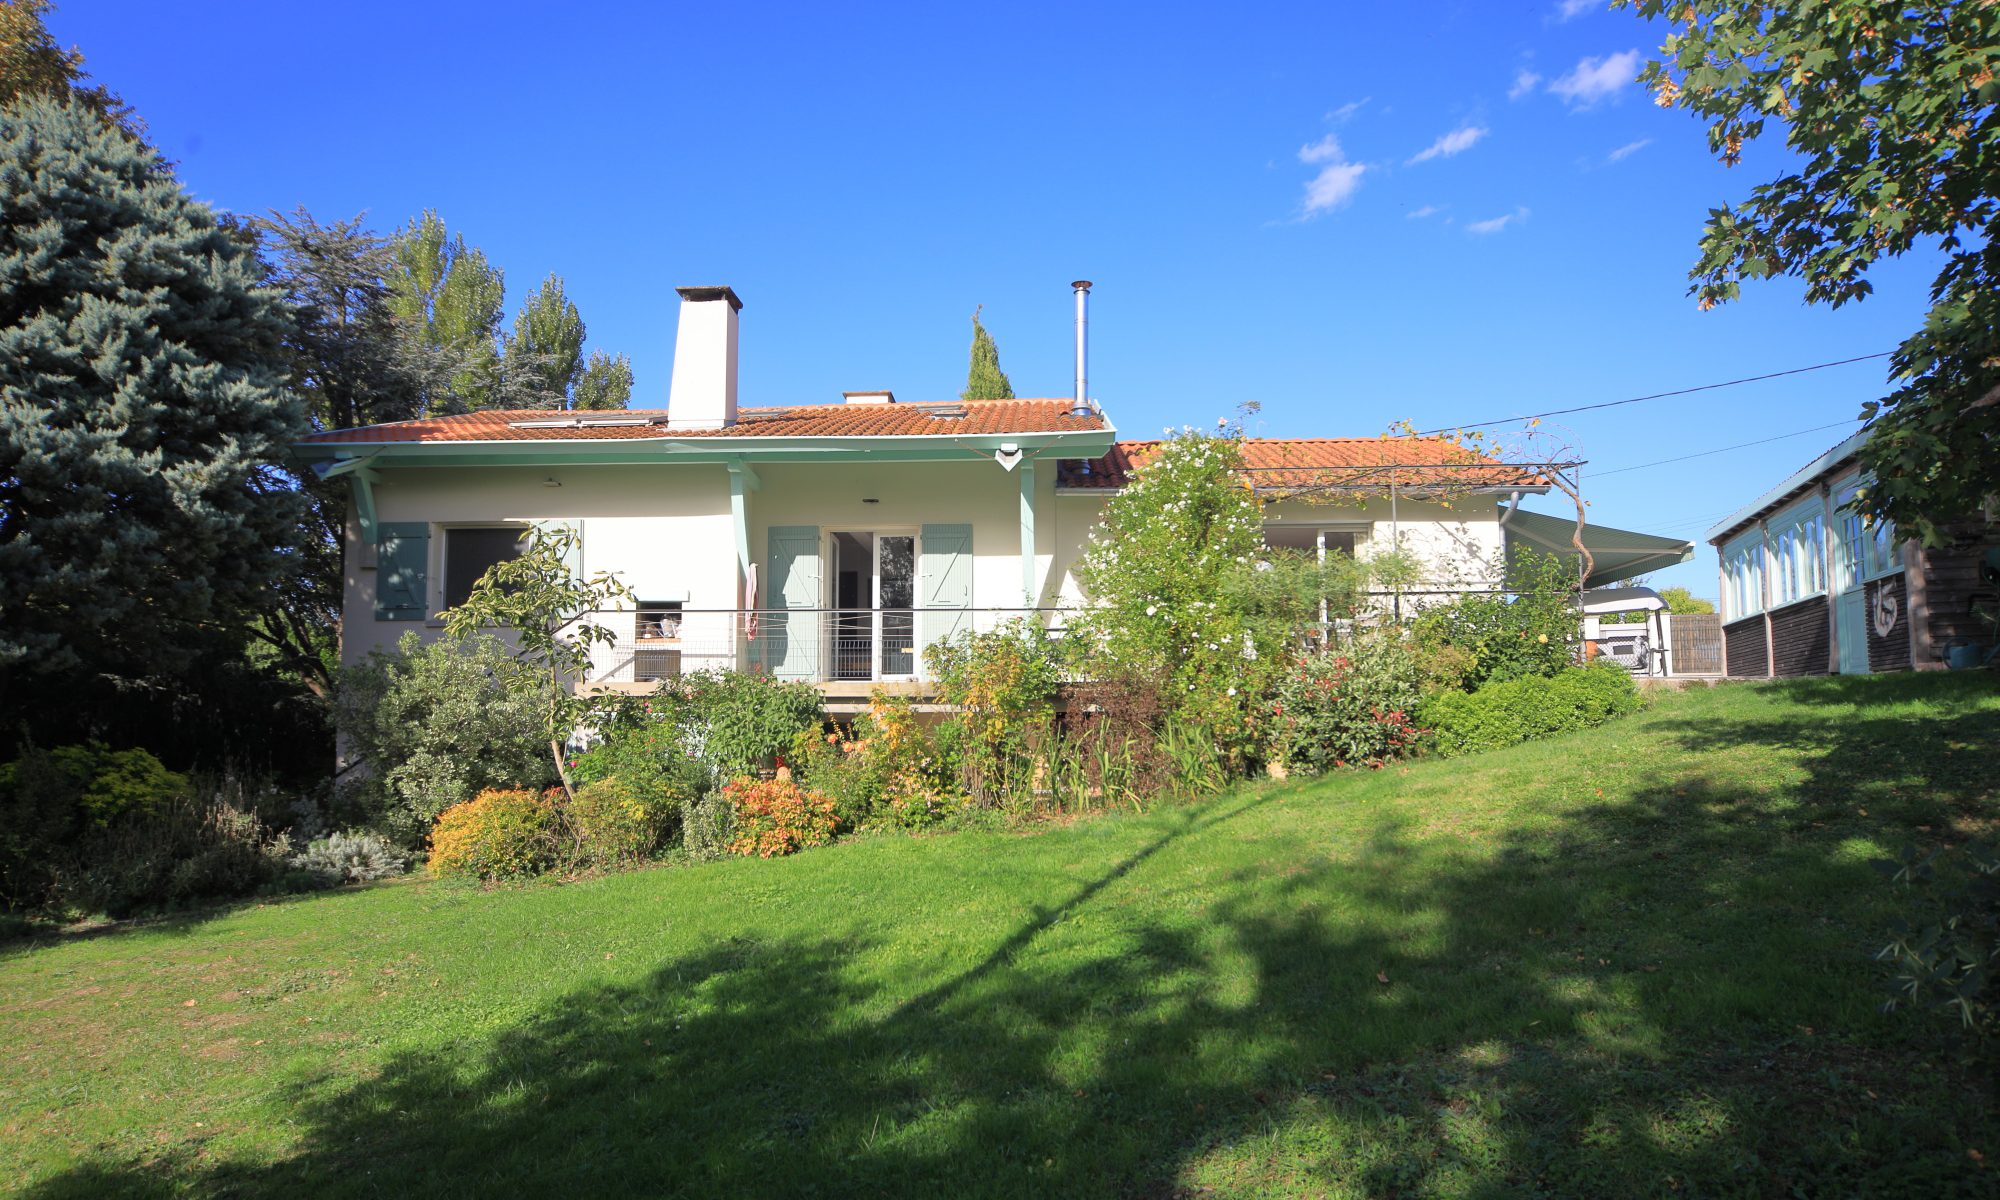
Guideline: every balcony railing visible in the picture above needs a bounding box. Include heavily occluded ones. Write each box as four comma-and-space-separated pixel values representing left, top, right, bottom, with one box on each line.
574, 607, 1077, 687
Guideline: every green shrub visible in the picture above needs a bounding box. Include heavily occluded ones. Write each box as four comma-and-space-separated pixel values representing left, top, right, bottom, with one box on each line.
427, 788, 557, 881
564, 776, 668, 866
0, 744, 192, 911
287, 831, 409, 888
336, 633, 555, 844
675, 670, 824, 779
1271, 633, 1427, 773
925, 620, 1063, 805
570, 715, 705, 844
682, 788, 737, 863
1410, 548, 1581, 690
59, 791, 290, 919
1421, 662, 1641, 757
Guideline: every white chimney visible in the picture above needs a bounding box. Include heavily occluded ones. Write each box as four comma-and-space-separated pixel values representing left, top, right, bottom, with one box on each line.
1071, 280, 1092, 416
667, 286, 741, 430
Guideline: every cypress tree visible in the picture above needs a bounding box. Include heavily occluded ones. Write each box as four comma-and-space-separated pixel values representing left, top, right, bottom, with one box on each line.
0, 96, 305, 677
961, 305, 1015, 401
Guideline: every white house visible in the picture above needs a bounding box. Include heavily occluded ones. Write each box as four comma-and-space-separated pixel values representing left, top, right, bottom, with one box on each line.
293, 284, 1687, 694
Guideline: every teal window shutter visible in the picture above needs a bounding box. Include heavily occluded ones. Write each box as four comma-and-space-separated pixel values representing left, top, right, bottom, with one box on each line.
766, 526, 822, 680
375, 522, 430, 621
920, 523, 973, 657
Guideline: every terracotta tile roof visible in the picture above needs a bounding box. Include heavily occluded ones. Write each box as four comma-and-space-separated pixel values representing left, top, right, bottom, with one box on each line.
1057, 438, 1547, 491
296, 398, 1105, 445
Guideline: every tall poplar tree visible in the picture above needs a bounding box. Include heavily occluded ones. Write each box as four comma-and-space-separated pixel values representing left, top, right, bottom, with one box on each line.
388, 210, 507, 412
572, 349, 634, 410
962, 305, 1016, 401
503, 273, 586, 402
0, 97, 305, 678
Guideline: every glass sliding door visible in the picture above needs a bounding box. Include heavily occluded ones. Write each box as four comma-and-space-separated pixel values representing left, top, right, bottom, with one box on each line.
878, 534, 916, 679
827, 529, 918, 681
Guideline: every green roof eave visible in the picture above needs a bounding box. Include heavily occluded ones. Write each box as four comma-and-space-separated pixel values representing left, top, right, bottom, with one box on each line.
1504, 506, 1695, 589
290, 425, 1117, 469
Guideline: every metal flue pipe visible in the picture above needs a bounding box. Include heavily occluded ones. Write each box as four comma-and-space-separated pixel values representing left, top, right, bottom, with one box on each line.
1070, 280, 1092, 415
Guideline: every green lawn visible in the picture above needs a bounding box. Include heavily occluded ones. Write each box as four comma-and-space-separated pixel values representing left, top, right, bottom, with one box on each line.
3, 674, 1997, 1198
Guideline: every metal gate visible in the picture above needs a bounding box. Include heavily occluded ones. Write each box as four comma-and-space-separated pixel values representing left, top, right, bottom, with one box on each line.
1668, 613, 1724, 675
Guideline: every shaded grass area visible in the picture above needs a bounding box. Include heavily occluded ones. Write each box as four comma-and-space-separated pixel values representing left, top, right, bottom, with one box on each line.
3, 672, 1997, 1197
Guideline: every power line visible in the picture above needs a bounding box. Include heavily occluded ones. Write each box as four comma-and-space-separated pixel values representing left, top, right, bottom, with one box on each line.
1418, 351, 1892, 436
1591, 419, 1857, 478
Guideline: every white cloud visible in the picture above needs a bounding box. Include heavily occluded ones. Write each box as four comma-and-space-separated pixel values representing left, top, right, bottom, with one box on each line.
1508, 68, 1543, 100
1298, 134, 1345, 165
1467, 206, 1530, 234
1408, 124, 1488, 164
1550, 50, 1641, 107
1295, 134, 1368, 216
1554, 0, 1596, 21
1407, 205, 1445, 219
1606, 137, 1652, 162
1303, 162, 1368, 214
1326, 98, 1370, 122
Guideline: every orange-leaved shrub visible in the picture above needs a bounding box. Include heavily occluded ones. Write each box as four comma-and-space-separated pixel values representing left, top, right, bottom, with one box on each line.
723, 776, 837, 858
428, 788, 557, 880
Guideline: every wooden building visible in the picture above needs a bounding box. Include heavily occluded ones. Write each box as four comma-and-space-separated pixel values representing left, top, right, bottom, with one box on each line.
1706, 430, 1997, 676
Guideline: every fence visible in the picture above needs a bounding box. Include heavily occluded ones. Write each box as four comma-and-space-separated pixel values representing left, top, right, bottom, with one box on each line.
1666, 612, 1724, 676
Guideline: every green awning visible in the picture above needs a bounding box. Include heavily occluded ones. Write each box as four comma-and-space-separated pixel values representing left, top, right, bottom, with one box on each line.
1504, 508, 1694, 589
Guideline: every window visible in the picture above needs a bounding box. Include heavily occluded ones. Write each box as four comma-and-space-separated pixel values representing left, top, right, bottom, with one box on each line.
1834, 477, 1901, 584
1721, 532, 1764, 620
1767, 500, 1825, 607
634, 601, 682, 682
1263, 525, 1361, 559
442, 526, 527, 611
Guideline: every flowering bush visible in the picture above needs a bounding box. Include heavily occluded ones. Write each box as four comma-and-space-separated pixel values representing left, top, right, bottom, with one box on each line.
428, 788, 557, 880
724, 776, 839, 858
1072, 424, 1287, 766
1271, 633, 1428, 772
565, 776, 669, 865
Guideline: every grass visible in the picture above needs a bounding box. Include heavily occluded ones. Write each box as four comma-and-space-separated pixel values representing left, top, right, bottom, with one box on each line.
3, 672, 1997, 1198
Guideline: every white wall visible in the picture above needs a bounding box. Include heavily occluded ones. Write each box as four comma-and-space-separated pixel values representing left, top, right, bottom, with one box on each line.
342, 463, 738, 667
341, 461, 1512, 673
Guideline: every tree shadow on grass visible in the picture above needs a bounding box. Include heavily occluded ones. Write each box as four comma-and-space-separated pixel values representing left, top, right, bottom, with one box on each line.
22, 686, 2000, 1198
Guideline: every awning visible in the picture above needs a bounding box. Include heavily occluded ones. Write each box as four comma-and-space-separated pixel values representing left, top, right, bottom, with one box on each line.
1579, 586, 1666, 615
1504, 507, 1695, 589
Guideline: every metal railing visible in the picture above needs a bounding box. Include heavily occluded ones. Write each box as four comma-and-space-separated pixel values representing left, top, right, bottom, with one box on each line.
575, 607, 1076, 686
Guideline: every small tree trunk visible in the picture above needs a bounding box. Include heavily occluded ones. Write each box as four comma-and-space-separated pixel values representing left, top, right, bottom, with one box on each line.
551, 738, 576, 804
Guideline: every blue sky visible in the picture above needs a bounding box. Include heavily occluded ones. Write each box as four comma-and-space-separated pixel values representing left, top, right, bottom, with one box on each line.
55, 1, 1941, 598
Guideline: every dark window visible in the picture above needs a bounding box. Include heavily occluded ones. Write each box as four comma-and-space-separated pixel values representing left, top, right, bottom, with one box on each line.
443, 527, 526, 610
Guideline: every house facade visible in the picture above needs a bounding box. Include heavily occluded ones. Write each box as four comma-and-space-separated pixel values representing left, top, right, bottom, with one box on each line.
292, 285, 1672, 693
1705, 430, 1998, 676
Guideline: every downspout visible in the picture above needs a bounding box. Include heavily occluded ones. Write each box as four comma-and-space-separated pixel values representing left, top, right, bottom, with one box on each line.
1820, 479, 1838, 674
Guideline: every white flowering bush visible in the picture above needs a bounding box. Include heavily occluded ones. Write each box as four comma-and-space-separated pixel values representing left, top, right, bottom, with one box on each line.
1073, 425, 1288, 765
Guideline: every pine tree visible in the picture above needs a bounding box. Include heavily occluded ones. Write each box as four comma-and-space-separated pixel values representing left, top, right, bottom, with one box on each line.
0, 97, 306, 676
572, 349, 634, 410
962, 305, 1015, 400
